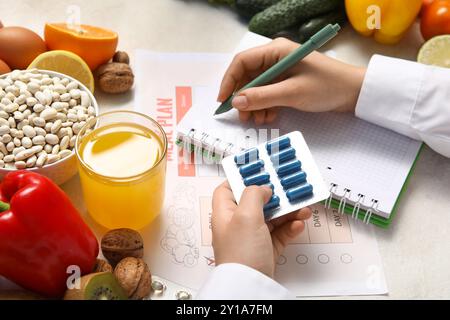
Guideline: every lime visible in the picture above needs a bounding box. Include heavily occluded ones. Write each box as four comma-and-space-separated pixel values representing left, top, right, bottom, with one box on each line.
418, 35, 450, 68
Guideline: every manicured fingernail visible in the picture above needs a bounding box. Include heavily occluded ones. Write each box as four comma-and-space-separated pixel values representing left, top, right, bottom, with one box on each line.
232, 95, 248, 109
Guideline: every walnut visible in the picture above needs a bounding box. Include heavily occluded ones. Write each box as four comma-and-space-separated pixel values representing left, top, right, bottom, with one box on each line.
92, 259, 113, 273
101, 228, 144, 267
96, 62, 134, 94
114, 257, 152, 300
113, 51, 130, 64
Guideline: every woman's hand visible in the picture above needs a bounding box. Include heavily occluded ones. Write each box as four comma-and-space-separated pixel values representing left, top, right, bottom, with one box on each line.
211, 181, 312, 278
217, 38, 366, 125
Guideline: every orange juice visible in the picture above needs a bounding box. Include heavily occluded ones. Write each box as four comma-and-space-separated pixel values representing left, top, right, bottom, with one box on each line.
76, 112, 167, 230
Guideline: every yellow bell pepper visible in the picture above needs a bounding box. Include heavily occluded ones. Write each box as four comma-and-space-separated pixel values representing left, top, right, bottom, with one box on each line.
345, 0, 422, 44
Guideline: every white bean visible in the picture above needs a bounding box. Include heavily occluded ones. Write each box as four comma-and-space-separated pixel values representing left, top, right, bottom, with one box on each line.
22, 109, 31, 118
15, 148, 37, 161
26, 155, 37, 168
27, 82, 40, 94
0, 98, 11, 106
5, 103, 19, 113
69, 89, 81, 100
1, 134, 12, 144
41, 108, 57, 121
33, 103, 45, 113
13, 111, 24, 121
59, 149, 72, 159
23, 125, 36, 138
26, 97, 38, 107
31, 145, 43, 153
59, 135, 70, 150
60, 93, 71, 102
13, 147, 25, 156
52, 144, 60, 155
22, 137, 32, 148
35, 127, 46, 136
53, 84, 66, 94
5, 92, 16, 101
13, 137, 21, 147
4, 154, 14, 163
35, 91, 47, 105
18, 104, 28, 112
69, 135, 77, 148
14, 95, 26, 105
0, 142, 7, 154
51, 120, 62, 134
62, 121, 73, 128
45, 122, 52, 133
16, 130, 24, 138
33, 117, 46, 127
0, 79, 10, 89
32, 135, 45, 146
44, 144, 53, 153
0, 111, 8, 119
0, 125, 10, 135
0, 160, 4, 168
46, 154, 60, 164
5, 85, 19, 96
6, 141, 14, 152
45, 134, 59, 145
68, 113, 78, 122
36, 153, 47, 167
56, 112, 67, 121
8, 117, 16, 128
14, 161, 27, 169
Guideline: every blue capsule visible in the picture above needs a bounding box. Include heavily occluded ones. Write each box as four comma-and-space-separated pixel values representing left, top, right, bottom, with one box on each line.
280, 171, 307, 190
234, 148, 259, 166
286, 184, 313, 202
263, 195, 280, 213
239, 159, 265, 178
276, 159, 302, 177
270, 147, 296, 165
244, 172, 271, 186
266, 136, 291, 155
263, 183, 275, 191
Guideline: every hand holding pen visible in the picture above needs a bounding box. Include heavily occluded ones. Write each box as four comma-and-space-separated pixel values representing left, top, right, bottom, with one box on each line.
216, 26, 366, 125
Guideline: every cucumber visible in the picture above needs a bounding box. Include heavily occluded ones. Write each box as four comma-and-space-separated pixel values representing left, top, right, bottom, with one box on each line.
235, 0, 281, 18
249, 0, 343, 36
298, 10, 347, 43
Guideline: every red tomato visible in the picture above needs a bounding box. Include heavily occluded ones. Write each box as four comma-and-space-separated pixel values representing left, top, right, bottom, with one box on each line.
421, 0, 450, 40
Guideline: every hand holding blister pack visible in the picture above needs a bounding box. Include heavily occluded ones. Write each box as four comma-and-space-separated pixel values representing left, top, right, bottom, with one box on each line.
222, 131, 330, 220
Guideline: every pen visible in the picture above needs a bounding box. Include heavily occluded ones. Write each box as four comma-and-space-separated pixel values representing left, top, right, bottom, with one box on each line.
214, 23, 341, 116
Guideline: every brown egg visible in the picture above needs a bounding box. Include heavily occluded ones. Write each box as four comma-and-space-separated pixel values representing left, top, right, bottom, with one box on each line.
0, 58, 10, 75
0, 27, 47, 69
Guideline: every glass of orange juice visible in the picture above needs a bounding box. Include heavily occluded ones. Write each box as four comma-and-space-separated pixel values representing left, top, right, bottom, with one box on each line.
75, 111, 167, 230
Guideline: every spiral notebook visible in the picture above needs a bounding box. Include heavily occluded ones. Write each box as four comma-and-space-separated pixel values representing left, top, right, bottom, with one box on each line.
176, 32, 423, 228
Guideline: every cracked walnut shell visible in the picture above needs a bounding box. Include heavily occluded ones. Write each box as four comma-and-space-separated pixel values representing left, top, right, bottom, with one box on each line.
96, 62, 134, 94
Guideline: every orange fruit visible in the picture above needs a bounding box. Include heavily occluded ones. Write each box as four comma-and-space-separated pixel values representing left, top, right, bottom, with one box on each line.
44, 23, 118, 71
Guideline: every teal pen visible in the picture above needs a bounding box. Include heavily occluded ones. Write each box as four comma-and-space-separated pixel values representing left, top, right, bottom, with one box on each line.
214, 23, 341, 115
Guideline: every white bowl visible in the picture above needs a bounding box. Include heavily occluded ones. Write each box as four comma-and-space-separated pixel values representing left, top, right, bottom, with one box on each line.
0, 70, 99, 185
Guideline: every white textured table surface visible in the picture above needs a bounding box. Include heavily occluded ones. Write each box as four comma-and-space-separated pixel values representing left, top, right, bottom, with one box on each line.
1, 0, 449, 299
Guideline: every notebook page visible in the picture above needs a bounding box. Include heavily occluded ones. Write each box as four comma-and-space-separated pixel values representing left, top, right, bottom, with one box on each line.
177, 32, 422, 218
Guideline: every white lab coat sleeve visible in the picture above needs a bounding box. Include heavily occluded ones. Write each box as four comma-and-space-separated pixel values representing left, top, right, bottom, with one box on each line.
195, 263, 293, 300
355, 54, 450, 157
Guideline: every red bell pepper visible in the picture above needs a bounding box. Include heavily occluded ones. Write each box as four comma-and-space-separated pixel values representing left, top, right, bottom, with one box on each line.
0, 171, 98, 297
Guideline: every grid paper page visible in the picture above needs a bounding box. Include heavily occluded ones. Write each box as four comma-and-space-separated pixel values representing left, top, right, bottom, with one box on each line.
179, 99, 422, 217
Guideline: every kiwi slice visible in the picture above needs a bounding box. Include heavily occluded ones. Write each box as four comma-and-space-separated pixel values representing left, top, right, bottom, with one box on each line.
64, 272, 127, 300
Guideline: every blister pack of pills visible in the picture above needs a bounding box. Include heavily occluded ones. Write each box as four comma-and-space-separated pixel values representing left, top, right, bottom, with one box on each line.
222, 131, 330, 220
